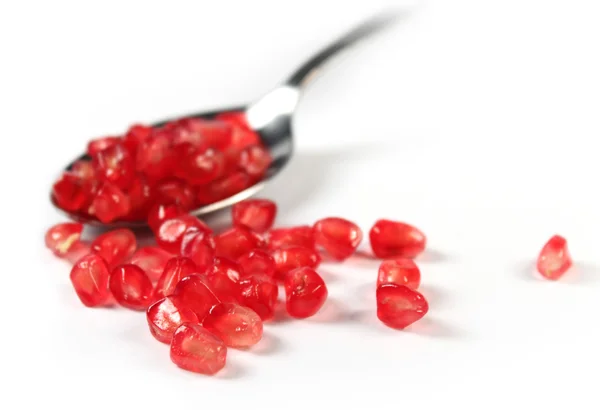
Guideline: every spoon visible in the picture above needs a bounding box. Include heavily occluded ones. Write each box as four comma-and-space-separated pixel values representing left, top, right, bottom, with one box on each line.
52, 11, 401, 228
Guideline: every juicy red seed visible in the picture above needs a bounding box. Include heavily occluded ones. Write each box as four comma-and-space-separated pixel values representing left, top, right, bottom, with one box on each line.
147, 295, 199, 344
92, 143, 135, 190
130, 246, 174, 282
125, 177, 155, 220
215, 112, 251, 130
272, 246, 321, 278
204, 258, 243, 303
369, 219, 426, 259
155, 179, 195, 211
71, 160, 96, 180
267, 225, 315, 251
45, 222, 83, 257
87, 136, 121, 156
313, 217, 363, 260
147, 203, 184, 233
123, 124, 153, 153
91, 182, 131, 223
156, 215, 212, 254
196, 171, 252, 205
170, 322, 227, 375
90, 228, 137, 268
109, 264, 153, 310
537, 235, 573, 280
238, 145, 272, 179
216, 112, 260, 149
202, 303, 263, 348
171, 118, 233, 150
237, 249, 276, 278
154, 257, 198, 300
376, 284, 429, 329
173, 275, 220, 320
284, 267, 328, 319
377, 259, 421, 290
214, 226, 264, 261
65, 242, 93, 264
180, 230, 216, 271
238, 274, 278, 321
135, 133, 174, 182
232, 199, 277, 233
52, 172, 91, 212
70, 254, 111, 307
177, 148, 225, 186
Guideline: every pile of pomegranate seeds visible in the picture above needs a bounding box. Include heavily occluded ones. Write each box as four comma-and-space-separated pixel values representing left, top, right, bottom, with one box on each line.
51, 113, 271, 224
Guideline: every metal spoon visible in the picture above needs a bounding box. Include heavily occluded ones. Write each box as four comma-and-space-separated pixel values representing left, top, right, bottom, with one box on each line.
51, 11, 401, 228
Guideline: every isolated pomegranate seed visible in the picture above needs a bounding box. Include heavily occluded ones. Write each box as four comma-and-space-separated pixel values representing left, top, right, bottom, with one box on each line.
376, 284, 428, 329
147, 295, 198, 344
130, 246, 174, 282
177, 148, 225, 186
154, 257, 198, 300
87, 136, 121, 156
109, 264, 153, 310
237, 249, 276, 278
196, 171, 252, 205
377, 259, 421, 290
284, 267, 328, 319
180, 230, 216, 271
135, 133, 174, 182
232, 199, 277, 233
272, 246, 321, 278
203, 303, 263, 348
238, 274, 278, 321
369, 219, 426, 259
45, 222, 83, 257
52, 172, 91, 212
214, 226, 265, 260
238, 145, 272, 180
70, 254, 111, 307
313, 217, 363, 260
123, 124, 153, 153
267, 225, 315, 250
92, 143, 135, 190
91, 228, 137, 268
537, 235, 573, 280
156, 215, 212, 254
155, 179, 195, 211
125, 177, 154, 220
91, 182, 131, 223
71, 160, 96, 180
173, 275, 220, 320
204, 258, 243, 303
170, 322, 227, 375
147, 203, 184, 233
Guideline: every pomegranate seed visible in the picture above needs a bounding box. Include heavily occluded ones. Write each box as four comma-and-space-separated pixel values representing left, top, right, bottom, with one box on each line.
216, 112, 260, 149
204, 258, 243, 303
172, 118, 233, 150
170, 322, 227, 375
267, 225, 315, 250
156, 215, 211, 254
313, 217, 363, 260
272, 246, 321, 278
87, 136, 121, 156
376, 284, 429, 329
215, 111, 251, 130
177, 148, 225, 186
147, 203, 184, 233
90, 228, 137, 268
154, 257, 198, 300
155, 179, 195, 211
91, 183, 131, 223
109, 264, 153, 310
173, 275, 220, 320
180, 230, 216, 271
70, 254, 111, 307
369, 219, 426, 259
45, 222, 83, 257
537, 235, 573, 280
203, 303, 263, 348
123, 124, 153, 153
238, 274, 278, 321
237, 249, 276, 278
238, 145, 271, 179
214, 226, 265, 260
52, 172, 91, 212
135, 132, 174, 183
232, 199, 277, 233
377, 259, 421, 290
284, 267, 328, 319
71, 160, 96, 180
130, 246, 174, 282
147, 295, 199, 344
125, 177, 155, 220
92, 143, 135, 190
196, 171, 252, 205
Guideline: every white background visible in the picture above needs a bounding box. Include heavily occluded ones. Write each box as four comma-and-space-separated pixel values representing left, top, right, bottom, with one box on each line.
2, 0, 600, 408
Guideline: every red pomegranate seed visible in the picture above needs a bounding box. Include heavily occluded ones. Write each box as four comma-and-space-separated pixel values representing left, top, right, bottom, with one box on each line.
70, 254, 111, 307
180, 230, 216, 271
130, 246, 174, 282
204, 258, 243, 303
537, 235, 573, 280
154, 257, 198, 300
91, 182, 131, 223
71, 160, 96, 180
238, 249, 276, 278
216, 112, 260, 149
272, 246, 321, 278
91, 228, 137, 268
215, 111, 251, 130
203, 303, 263, 348
155, 179, 195, 211
376, 284, 429, 329
313, 217, 363, 260
172, 118, 233, 150
135, 132, 174, 182
238, 274, 278, 321
232, 199, 277, 233
177, 148, 225, 186
173, 275, 220, 320
156, 215, 212, 254
125, 177, 154, 220
147, 295, 199, 344
170, 322, 227, 375
214, 226, 265, 260
238, 145, 272, 180
123, 124, 153, 153
196, 171, 252, 205
267, 225, 315, 250
369, 219, 426, 259
45, 222, 83, 257
92, 143, 135, 190
147, 203, 184, 233
109, 264, 153, 310
52, 172, 92, 212
284, 267, 328, 319
377, 259, 421, 290
87, 136, 121, 156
